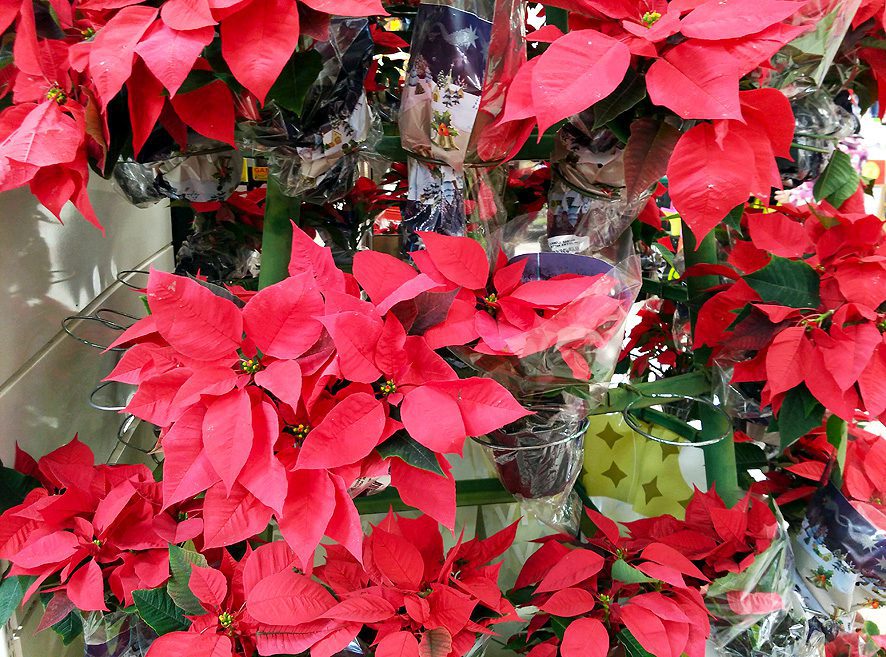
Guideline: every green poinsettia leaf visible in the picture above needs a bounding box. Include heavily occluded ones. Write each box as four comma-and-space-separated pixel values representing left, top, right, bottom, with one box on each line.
813, 149, 859, 208
744, 256, 820, 309
133, 588, 190, 636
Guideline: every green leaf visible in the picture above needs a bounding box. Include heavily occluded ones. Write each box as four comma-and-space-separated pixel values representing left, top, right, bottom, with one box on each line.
268, 50, 323, 115
723, 204, 744, 232
813, 150, 859, 208
619, 630, 655, 657
864, 620, 881, 637
611, 559, 655, 584
0, 466, 40, 513
550, 616, 570, 640
826, 414, 848, 485
0, 576, 34, 626
592, 69, 646, 129
777, 386, 825, 450
744, 256, 821, 309
167, 544, 208, 615
377, 432, 444, 475
52, 611, 83, 645
176, 70, 219, 95
132, 588, 190, 636
735, 442, 768, 472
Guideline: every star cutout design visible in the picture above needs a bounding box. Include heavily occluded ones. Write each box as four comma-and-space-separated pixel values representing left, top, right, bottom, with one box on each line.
643, 479, 662, 505
660, 443, 681, 459
597, 423, 624, 448
603, 461, 627, 487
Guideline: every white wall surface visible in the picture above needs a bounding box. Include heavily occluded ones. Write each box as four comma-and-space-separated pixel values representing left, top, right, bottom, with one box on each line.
0, 176, 173, 657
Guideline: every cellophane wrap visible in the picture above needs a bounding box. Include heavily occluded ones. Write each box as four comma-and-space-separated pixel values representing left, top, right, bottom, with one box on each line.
478, 396, 587, 530
791, 483, 886, 631
398, 0, 524, 169
113, 136, 242, 207
83, 612, 156, 657
769, 0, 863, 88
705, 513, 825, 657
777, 87, 856, 188
548, 119, 652, 253
401, 157, 506, 252
237, 18, 381, 203
451, 213, 641, 398
176, 214, 261, 283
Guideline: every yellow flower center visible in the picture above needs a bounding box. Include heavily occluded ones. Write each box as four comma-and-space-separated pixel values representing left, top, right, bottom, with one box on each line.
286, 423, 311, 445
642, 11, 662, 26
46, 85, 67, 105
240, 357, 262, 374
81, 26, 95, 39
218, 612, 234, 629
379, 379, 398, 396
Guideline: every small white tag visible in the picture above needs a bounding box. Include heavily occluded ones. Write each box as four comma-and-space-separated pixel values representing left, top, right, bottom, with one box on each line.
548, 234, 591, 254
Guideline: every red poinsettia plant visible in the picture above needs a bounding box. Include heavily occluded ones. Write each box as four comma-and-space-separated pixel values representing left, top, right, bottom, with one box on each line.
0, 0, 386, 229
0, 437, 199, 613
147, 513, 517, 657
486, 0, 811, 240
695, 202, 886, 431
105, 227, 538, 564
757, 420, 886, 528
509, 489, 780, 657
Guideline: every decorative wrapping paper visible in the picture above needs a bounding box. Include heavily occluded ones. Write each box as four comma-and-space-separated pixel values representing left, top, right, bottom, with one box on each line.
792, 484, 886, 629
114, 142, 243, 207
581, 413, 706, 522
399, 0, 521, 249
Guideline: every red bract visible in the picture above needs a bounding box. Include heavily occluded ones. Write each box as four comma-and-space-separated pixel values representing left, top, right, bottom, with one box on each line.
0, 438, 199, 612
511, 505, 716, 657
106, 227, 529, 561
357, 232, 629, 382
696, 203, 886, 424
245, 513, 517, 657
0, 0, 386, 228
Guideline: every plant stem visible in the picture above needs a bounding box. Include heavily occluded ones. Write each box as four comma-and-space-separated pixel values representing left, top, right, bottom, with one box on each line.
354, 478, 512, 515
258, 176, 301, 289
683, 225, 742, 506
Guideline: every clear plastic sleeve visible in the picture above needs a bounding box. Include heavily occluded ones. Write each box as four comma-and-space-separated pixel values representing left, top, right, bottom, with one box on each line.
175, 214, 261, 283
237, 18, 381, 202
449, 214, 641, 396
400, 156, 506, 253
547, 120, 652, 252
768, 0, 863, 88
474, 396, 587, 532
398, 0, 525, 169
113, 137, 242, 207
705, 510, 815, 657
83, 611, 156, 657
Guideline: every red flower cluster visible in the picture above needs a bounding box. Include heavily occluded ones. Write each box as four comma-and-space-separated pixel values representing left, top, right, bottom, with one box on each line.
512, 492, 778, 657
106, 227, 534, 563
488, 0, 806, 238
696, 204, 886, 424
149, 513, 517, 657
0, 438, 199, 611
0, 0, 385, 229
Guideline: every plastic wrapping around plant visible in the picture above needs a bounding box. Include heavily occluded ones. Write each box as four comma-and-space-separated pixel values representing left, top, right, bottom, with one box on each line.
175, 216, 261, 284
776, 88, 857, 188
706, 508, 823, 657
548, 119, 653, 253
449, 214, 641, 399
401, 157, 506, 252
113, 136, 243, 207
473, 395, 588, 528
398, 0, 524, 168
792, 483, 886, 631
83, 612, 156, 657
769, 0, 863, 88
714, 359, 771, 423
237, 18, 381, 203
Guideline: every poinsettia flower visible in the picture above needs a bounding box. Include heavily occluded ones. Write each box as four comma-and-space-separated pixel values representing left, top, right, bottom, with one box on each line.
0, 439, 189, 612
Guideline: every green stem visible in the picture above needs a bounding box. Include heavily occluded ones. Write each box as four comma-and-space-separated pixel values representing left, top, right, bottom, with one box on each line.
354, 478, 512, 515
683, 225, 742, 507
258, 177, 301, 289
